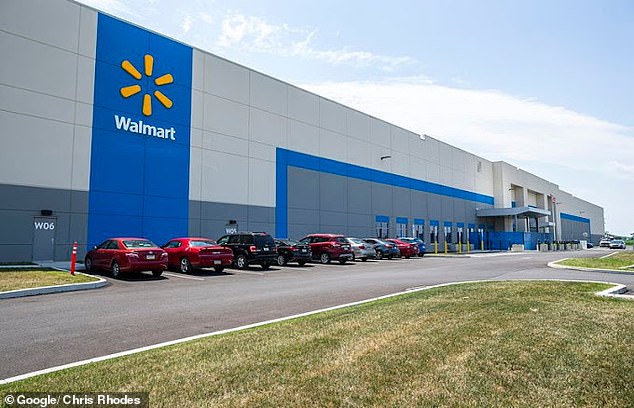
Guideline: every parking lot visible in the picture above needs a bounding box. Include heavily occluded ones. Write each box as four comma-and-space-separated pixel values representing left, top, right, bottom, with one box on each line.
1, 249, 633, 380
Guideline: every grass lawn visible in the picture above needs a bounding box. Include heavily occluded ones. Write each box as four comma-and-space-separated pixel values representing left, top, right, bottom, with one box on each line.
0, 270, 98, 292
1, 281, 633, 407
559, 251, 634, 271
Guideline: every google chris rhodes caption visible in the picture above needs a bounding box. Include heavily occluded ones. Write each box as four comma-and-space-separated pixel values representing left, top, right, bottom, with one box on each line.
3, 393, 148, 408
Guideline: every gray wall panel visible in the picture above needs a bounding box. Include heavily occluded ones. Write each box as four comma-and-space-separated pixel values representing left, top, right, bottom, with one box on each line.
319, 173, 348, 212
392, 187, 411, 217
348, 178, 372, 215
195, 201, 275, 239
371, 184, 393, 216
0, 184, 88, 262
287, 167, 319, 210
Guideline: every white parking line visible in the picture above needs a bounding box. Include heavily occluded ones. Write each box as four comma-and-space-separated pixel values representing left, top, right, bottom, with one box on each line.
230, 270, 265, 276
163, 272, 205, 281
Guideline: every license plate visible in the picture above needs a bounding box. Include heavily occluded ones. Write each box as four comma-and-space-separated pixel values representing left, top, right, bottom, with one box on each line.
146, 254, 156, 260
213, 260, 221, 265
263, 247, 269, 251
301, 249, 307, 253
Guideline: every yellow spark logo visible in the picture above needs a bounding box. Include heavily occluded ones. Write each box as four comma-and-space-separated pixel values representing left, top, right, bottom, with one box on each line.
119, 54, 173, 116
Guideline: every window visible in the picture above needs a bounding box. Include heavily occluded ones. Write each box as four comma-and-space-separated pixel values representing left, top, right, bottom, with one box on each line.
430, 225, 439, 243
376, 218, 389, 239
227, 235, 240, 244
217, 236, 229, 245
107, 241, 121, 249
165, 241, 182, 248
412, 221, 424, 241
396, 218, 408, 238
444, 226, 453, 244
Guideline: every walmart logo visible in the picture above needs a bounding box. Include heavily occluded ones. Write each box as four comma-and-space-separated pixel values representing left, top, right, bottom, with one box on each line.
119, 54, 173, 116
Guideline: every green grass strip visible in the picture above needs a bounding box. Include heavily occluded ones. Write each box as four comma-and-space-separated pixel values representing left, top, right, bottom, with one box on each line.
0, 270, 98, 292
1, 281, 633, 407
559, 252, 634, 271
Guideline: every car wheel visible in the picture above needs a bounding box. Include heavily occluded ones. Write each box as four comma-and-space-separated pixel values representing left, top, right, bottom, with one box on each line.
320, 252, 331, 264
111, 260, 120, 279
214, 266, 225, 273
387, 255, 393, 260
298, 261, 307, 266
235, 254, 248, 269
361, 257, 367, 262
261, 262, 271, 270
277, 254, 287, 266
84, 257, 93, 273
375, 250, 383, 260
339, 259, 347, 265
152, 270, 163, 277
180, 257, 192, 274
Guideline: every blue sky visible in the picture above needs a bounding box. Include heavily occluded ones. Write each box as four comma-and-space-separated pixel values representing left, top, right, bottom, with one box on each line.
78, 0, 633, 236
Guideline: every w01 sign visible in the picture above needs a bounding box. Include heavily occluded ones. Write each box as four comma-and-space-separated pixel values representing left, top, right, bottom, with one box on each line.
34, 221, 55, 230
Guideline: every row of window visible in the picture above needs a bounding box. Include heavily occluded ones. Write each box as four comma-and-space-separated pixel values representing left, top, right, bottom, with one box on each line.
376, 217, 491, 244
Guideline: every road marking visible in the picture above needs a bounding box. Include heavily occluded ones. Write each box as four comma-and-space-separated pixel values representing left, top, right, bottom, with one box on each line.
600, 252, 618, 259
163, 272, 205, 281
230, 270, 264, 276
0, 278, 628, 385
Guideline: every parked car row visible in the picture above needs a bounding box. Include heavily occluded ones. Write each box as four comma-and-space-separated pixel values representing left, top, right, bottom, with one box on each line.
85, 232, 427, 279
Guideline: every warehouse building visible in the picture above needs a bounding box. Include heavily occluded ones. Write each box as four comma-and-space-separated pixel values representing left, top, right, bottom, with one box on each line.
0, 0, 604, 262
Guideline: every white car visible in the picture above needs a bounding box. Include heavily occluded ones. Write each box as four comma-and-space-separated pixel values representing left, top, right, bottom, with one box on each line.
599, 238, 612, 248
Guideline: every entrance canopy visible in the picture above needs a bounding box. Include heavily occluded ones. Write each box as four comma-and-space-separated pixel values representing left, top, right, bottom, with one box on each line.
476, 206, 551, 218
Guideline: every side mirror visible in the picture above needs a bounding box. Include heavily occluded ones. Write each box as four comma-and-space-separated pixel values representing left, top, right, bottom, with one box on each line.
92, 246, 97, 250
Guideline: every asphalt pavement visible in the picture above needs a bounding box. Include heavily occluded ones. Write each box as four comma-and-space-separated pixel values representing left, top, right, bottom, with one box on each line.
1, 249, 633, 379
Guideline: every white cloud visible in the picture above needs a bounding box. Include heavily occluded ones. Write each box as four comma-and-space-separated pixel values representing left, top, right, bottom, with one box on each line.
216, 12, 416, 71
181, 15, 193, 34
300, 77, 634, 234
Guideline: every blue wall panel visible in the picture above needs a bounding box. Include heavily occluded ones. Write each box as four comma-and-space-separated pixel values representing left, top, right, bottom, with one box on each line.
88, 14, 192, 248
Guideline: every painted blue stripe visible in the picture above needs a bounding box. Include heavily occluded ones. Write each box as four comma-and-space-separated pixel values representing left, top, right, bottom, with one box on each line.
414, 218, 424, 225
275, 148, 288, 238
457, 222, 464, 228
375, 215, 389, 223
444, 221, 453, 227
430, 220, 439, 226
396, 217, 408, 224
468, 223, 475, 228
560, 212, 590, 224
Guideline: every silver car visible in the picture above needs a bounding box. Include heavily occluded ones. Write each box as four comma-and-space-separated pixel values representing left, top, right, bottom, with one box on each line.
345, 237, 376, 261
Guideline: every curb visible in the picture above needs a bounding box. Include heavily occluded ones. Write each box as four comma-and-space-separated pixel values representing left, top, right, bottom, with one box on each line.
548, 259, 634, 276
0, 278, 630, 385
0, 273, 107, 300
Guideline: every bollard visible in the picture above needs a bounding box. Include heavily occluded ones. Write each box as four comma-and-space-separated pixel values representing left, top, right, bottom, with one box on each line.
434, 241, 438, 254
70, 241, 77, 276
444, 240, 448, 254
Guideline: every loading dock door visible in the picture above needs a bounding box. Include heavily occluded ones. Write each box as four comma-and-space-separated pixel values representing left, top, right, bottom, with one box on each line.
33, 217, 56, 261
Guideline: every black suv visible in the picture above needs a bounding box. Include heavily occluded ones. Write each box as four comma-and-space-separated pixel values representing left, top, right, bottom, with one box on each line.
274, 239, 312, 266
216, 232, 277, 270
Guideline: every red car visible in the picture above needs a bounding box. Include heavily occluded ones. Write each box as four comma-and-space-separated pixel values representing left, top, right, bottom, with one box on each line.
162, 237, 234, 273
385, 238, 419, 259
298, 233, 354, 264
85, 238, 167, 278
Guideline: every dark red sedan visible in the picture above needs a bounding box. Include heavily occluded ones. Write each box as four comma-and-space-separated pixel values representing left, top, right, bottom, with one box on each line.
85, 238, 167, 278
162, 237, 234, 273
385, 238, 419, 259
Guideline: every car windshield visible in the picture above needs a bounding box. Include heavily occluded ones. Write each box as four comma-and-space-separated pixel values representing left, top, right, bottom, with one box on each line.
122, 239, 156, 248
349, 238, 364, 244
190, 240, 216, 247
334, 237, 348, 243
